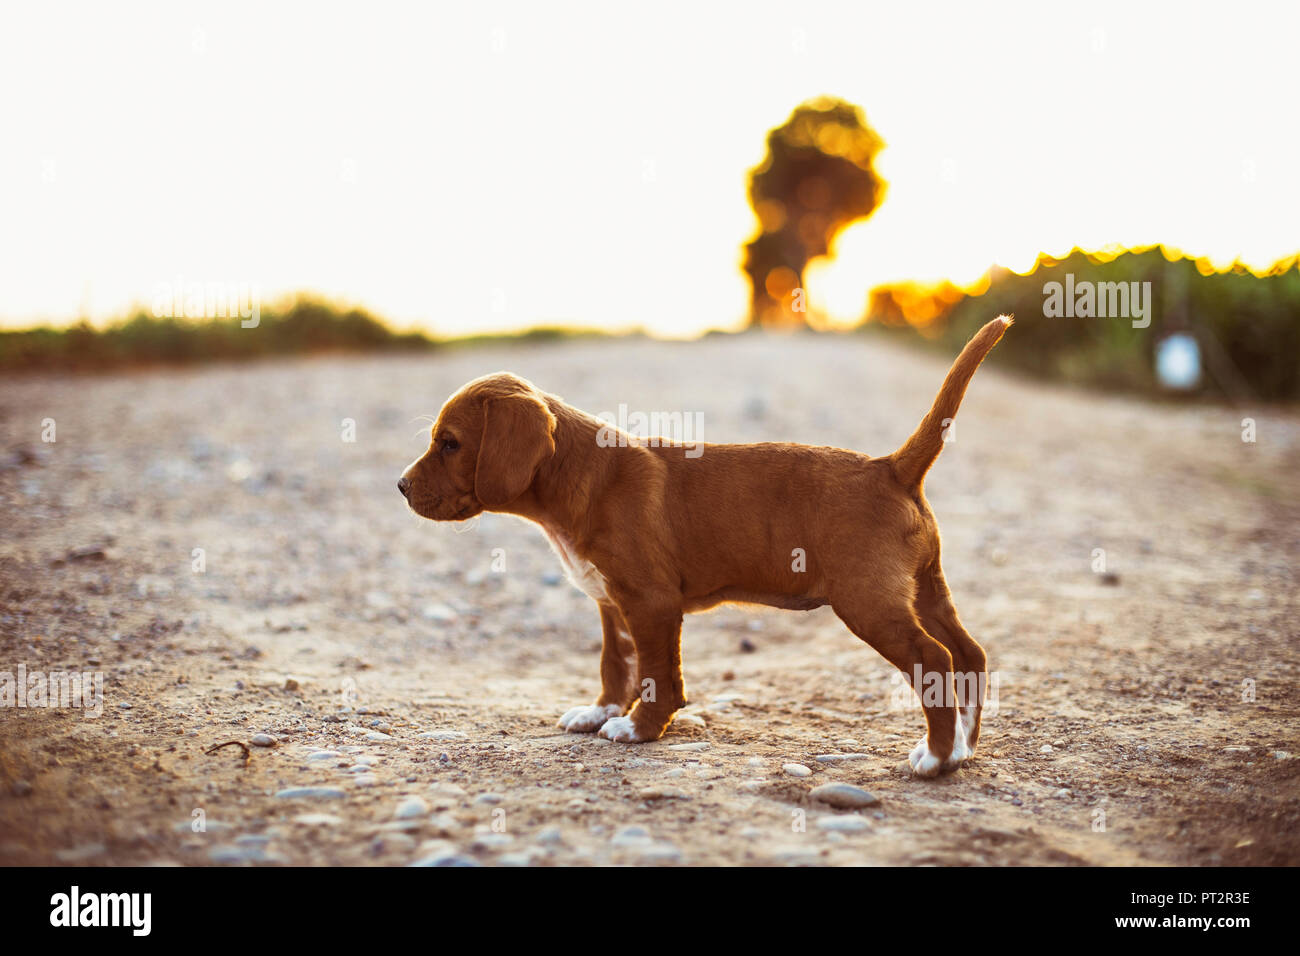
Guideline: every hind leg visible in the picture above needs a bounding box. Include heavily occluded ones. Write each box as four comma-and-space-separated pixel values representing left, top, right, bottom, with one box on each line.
833, 598, 967, 777
915, 564, 988, 755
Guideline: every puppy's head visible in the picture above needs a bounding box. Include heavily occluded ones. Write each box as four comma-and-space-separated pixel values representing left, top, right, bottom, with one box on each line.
399, 372, 557, 521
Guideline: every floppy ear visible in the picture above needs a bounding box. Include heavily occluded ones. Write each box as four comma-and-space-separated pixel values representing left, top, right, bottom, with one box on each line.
474, 395, 557, 508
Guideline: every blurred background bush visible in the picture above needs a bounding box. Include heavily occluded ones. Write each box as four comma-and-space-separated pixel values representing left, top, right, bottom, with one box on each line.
867, 249, 1300, 402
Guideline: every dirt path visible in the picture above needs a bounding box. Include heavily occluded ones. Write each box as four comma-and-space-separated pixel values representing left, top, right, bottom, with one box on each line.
2, 333, 1298, 866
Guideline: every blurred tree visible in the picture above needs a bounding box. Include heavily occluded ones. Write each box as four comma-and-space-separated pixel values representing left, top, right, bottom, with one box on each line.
743, 97, 887, 328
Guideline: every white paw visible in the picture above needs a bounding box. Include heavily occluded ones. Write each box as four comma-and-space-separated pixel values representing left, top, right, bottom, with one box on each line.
959, 706, 980, 753
597, 715, 642, 743
558, 702, 622, 733
909, 738, 943, 777
909, 718, 972, 778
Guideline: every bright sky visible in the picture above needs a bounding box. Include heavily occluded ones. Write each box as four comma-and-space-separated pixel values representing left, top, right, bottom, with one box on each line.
2, 1, 1296, 337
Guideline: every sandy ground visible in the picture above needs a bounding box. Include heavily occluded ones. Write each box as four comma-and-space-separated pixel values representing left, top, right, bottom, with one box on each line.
1, 332, 1298, 867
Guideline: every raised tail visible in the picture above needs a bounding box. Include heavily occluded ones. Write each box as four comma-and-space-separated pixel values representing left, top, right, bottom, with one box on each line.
889, 315, 1011, 490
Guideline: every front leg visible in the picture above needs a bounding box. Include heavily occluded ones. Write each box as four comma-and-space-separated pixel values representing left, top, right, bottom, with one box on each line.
597, 590, 685, 744
558, 603, 636, 733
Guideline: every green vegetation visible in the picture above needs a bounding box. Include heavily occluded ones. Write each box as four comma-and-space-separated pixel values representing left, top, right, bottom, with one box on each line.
0, 297, 619, 373
0, 298, 429, 371
874, 248, 1300, 403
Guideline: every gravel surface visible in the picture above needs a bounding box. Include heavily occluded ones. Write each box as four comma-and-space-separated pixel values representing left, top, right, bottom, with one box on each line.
1, 332, 1298, 866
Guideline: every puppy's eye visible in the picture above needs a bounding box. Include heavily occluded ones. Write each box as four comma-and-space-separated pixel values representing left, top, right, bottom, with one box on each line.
441, 437, 460, 453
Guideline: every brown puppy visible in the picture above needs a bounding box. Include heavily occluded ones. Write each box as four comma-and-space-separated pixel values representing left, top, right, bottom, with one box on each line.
400, 316, 1009, 776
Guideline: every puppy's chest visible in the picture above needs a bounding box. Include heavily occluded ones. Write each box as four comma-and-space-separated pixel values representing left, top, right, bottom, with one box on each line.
541, 527, 610, 602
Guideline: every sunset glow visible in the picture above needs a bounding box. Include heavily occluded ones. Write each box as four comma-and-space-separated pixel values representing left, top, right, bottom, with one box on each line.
2, 1, 1296, 338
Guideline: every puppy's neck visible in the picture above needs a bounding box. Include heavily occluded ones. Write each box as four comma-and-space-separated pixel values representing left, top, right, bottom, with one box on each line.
497, 399, 610, 539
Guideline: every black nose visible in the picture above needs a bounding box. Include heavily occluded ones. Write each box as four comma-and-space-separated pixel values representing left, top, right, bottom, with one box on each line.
398, 476, 411, 498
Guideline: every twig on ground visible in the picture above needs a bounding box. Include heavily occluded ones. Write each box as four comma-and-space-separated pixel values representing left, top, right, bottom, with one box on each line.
204, 740, 251, 765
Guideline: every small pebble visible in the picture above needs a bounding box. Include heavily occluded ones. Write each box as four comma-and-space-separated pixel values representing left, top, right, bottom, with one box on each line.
810, 783, 880, 809
611, 826, 651, 846
818, 816, 869, 833
498, 851, 538, 866
54, 844, 106, 862
637, 842, 682, 863
421, 602, 457, 623
209, 844, 282, 864
428, 813, 460, 836
639, 787, 688, 801
394, 797, 430, 820
411, 852, 480, 867
275, 787, 347, 800
371, 834, 417, 855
